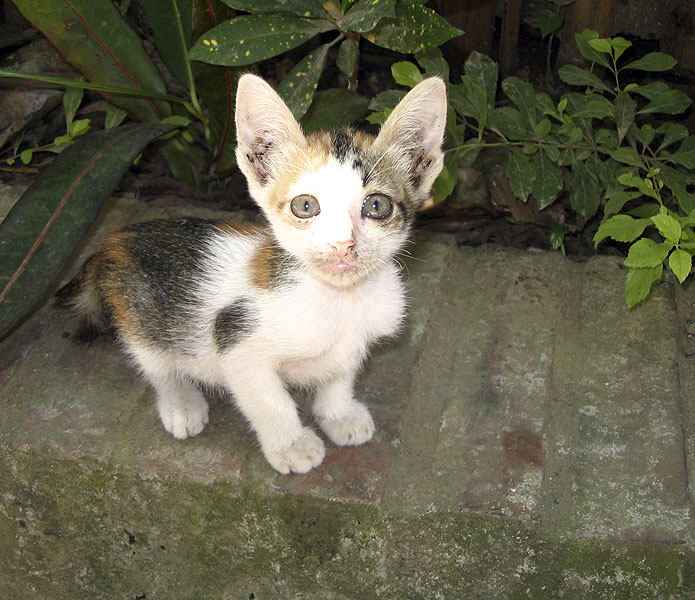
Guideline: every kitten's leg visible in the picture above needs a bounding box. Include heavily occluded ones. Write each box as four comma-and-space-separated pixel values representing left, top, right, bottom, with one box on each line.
151, 375, 210, 440
313, 373, 375, 446
225, 366, 324, 474
129, 346, 209, 440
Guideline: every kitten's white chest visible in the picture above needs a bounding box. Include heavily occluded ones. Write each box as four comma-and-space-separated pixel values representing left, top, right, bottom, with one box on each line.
266, 265, 405, 384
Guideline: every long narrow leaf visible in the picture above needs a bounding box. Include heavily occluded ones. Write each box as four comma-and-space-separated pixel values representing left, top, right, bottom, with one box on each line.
141, 0, 194, 92
0, 69, 184, 104
12, 0, 170, 121
0, 123, 176, 340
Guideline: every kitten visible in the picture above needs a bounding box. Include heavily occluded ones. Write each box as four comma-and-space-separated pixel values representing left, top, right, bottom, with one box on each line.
57, 74, 447, 474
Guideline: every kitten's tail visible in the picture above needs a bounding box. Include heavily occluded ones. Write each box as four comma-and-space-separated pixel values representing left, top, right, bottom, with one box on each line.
55, 255, 110, 342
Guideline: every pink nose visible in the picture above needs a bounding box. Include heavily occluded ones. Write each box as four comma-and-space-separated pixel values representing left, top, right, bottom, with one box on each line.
330, 239, 354, 259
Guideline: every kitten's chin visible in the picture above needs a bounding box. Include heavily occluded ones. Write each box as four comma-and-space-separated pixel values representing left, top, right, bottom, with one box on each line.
311, 260, 370, 288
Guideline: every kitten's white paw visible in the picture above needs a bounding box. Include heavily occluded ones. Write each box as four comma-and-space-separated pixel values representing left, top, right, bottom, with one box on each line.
264, 428, 325, 474
159, 394, 209, 440
318, 403, 375, 446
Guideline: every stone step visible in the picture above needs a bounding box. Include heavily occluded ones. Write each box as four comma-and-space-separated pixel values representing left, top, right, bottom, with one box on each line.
1, 198, 695, 598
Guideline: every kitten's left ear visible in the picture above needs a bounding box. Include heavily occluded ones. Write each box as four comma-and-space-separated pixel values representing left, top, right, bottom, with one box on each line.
235, 74, 306, 189
374, 77, 447, 199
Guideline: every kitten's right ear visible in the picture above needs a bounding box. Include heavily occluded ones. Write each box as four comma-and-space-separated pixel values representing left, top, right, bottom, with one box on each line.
235, 74, 305, 188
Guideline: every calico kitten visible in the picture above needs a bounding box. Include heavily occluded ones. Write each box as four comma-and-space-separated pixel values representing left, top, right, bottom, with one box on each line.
57, 74, 447, 474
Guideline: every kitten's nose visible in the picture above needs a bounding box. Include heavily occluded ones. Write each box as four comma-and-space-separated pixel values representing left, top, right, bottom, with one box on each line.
330, 238, 354, 259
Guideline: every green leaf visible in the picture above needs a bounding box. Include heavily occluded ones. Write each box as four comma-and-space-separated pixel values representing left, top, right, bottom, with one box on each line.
537, 10, 563, 39
609, 36, 632, 60
70, 118, 91, 138
603, 190, 642, 218
189, 14, 328, 66
638, 90, 692, 116
570, 160, 600, 219
660, 152, 695, 170
337, 0, 396, 32
631, 81, 670, 102
625, 264, 662, 308
630, 123, 655, 151
624, 238, 672, 268
105, 105, 128, 129
301, 88, 369, 132
431, 164, 457, 203
618, 172, 659, 200
624, 52, 678, 72
534, 118, 552, 138
595, 128, 618, 151
391, 61, 423, 88
464, 51, 498, 107
489, 106, 533, 141
20, 148, 34, 165
277, 43, 330, 121
506, 151, 536, 202
557, 65, 611, 93
12, 0, 170, 122
368, 3, 462, 53
336, 38, 359, 78
660, 165, 695, 215
569, 95, 614, 119
415, 48, 450, 81
220, 0, 327, 17
651, 212, 681, 244
574, 30, 611, 68
614, 92, 636, 144
0, 123, 176, 339
502, 77, 538, 129
656, 123, 688, 152
456, 76, 488, 132
63, 85, 84, 131
141, 0, 194, 91
531, 154, 564, 209
669, 249, 692, 284
593, 214, 650, 246
587, 38, 612, 54
610, 147, 644, 168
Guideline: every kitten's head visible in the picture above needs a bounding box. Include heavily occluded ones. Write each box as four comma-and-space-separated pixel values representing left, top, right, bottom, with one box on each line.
235, 74, 446, 287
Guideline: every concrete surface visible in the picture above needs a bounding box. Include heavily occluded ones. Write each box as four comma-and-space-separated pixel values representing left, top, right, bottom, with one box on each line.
1, 197, 695, 599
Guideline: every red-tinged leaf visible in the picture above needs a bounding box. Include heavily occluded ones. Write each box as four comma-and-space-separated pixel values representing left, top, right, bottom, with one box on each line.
192, 0, 238, 171
0, 123, 176, 340
12, 0, 169, 121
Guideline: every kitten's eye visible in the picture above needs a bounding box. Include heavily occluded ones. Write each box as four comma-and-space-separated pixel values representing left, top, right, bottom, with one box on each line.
361, 194, 393, 220
290, 194, 320, 219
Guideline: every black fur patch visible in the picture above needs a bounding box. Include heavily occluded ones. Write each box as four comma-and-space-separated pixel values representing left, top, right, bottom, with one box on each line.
213, 298, 257, 352
119, 218, 213, 348
330, 128, 356, 163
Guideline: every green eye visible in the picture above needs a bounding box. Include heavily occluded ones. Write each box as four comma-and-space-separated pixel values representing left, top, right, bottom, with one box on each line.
290, 194, 320, 219
361, 193, 393, 220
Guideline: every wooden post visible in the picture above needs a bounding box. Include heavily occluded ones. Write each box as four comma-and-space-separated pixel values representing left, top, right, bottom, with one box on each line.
560, 0, 616, 63
500, 0, 522, 77
437, 0, 497, 59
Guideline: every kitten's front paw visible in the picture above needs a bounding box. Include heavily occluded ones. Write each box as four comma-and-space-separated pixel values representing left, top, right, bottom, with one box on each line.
318, 402, 375, 446
264, 428, 325, 474
160, 395, 209, 440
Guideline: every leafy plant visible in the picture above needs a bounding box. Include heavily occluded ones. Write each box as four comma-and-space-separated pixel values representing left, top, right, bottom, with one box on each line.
3, 0, 238, 181
373, 30, 693, 307
189, 0, 462, 126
